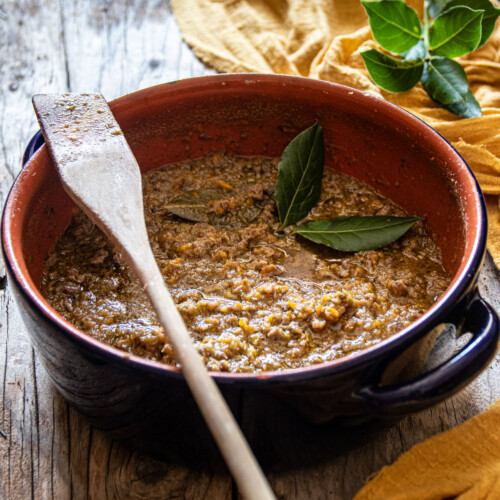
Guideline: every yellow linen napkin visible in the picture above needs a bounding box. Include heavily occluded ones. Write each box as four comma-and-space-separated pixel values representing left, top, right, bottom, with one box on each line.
171, 0, 500, 266
353, 398, 500, 499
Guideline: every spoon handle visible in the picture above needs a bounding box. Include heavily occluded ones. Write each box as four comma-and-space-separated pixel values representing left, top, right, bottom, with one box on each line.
131, 231, 275, 500
33, 93, 275, 500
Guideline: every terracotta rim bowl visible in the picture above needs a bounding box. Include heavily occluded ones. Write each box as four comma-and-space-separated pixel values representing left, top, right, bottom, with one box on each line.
2, 75, 499, 435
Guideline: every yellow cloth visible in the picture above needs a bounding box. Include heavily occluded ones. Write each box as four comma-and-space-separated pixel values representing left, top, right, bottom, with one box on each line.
171, 0, 500, 266
353, 398, 500, 499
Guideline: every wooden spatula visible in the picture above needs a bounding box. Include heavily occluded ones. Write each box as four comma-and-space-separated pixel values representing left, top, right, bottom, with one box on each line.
32, 93, 275, 500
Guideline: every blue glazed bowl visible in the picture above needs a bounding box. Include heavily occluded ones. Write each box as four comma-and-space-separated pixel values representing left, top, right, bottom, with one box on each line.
2, 75, 499, 465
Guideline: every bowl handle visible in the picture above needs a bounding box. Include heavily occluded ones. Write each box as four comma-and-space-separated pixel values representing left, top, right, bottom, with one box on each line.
23, 130, 45, 166
358, 293, 499, 416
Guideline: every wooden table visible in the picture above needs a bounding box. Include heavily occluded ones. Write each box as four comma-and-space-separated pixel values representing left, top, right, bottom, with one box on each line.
1, 2, 500, 498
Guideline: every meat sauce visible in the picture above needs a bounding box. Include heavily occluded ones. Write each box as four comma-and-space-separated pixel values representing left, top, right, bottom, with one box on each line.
41, 154, 450, 372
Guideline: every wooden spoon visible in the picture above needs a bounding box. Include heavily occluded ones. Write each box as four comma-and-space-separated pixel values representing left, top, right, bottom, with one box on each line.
32, 93, 275, 500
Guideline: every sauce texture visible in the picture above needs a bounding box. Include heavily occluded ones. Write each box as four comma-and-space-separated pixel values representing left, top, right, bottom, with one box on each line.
41, 154, 450, 372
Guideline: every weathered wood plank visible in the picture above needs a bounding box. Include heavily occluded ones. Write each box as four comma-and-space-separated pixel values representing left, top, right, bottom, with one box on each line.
1, 1, 227, 499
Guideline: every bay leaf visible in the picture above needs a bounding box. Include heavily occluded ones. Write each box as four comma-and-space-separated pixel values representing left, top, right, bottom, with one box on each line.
160, 188, 224, 223
276, 122, 324, 229
361, 0, 422, 54
294, 216, 423, 252
402, 39, 426, 61
361, 49, 424, 93
442, 89, 481, 118
429, 6, 483, 59
428, 0, 451, 18
437, 0, 500, 48
213, 203, 263, 229
160, 187, 264, 229
421, 56, 469, 105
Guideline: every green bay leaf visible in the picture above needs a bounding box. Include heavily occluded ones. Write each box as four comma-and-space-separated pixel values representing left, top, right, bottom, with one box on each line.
361, 49, 424, 93
441, 89, 482, 118
276, 122, 324, 228
402, 39, 426, 61
429, 6, 484, 58
428, 0, 452, 18
421, 57, 469, 105
362, 0, 422, 53
439, 0, 500, 48
294, 216, 423, 252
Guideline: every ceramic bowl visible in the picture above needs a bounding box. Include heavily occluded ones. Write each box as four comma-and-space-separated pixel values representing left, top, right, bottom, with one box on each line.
2, 74, 499, 465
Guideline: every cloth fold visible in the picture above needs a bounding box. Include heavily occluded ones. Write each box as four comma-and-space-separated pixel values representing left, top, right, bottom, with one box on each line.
352, 398, 500, 499
171, 0, 500, 266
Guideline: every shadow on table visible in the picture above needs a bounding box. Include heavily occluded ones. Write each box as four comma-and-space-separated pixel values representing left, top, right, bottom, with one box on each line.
102, 383, 398, 473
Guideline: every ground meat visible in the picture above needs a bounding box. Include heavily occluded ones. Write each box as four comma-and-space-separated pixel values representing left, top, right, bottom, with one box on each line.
388, 280, 409, 297
41, 153, 451, 372
207, 197, 236, 216
245, 183, 266, 201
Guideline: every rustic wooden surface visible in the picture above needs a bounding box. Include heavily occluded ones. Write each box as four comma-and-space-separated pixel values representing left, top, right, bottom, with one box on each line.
1, 2, 500, 499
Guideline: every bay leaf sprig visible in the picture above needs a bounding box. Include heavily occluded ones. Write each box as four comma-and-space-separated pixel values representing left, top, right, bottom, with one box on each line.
162, 123, 423, 252
277, 124, 423, 252
360, 0, 500, 118
276, 122, 324, 228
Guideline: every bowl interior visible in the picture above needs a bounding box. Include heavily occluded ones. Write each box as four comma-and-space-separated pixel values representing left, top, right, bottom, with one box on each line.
3, 75, 484, 372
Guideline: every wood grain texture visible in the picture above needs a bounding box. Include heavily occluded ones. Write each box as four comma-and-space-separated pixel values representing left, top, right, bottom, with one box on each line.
1, 1, 500, 499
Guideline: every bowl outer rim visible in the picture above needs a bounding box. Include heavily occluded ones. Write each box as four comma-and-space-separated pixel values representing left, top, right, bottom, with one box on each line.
1, 73, 488, 385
